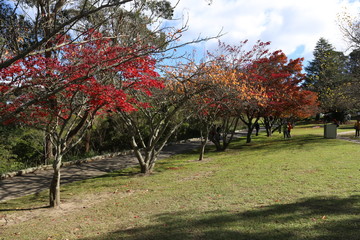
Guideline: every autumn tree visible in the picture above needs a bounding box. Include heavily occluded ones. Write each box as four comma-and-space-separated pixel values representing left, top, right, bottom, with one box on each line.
112, 59, 211, 174
191, 96, 225, 160
60, 0, 175, 155
207, 40, 274, 144
196, 62, 240, 152
0, 0, 135, 163
184, 61, 231, 159
290, 90, 319, 119
206, 40, 318, 143
0, 0, 184, 124
0, 30, 162, 207
253, 52, 316, 137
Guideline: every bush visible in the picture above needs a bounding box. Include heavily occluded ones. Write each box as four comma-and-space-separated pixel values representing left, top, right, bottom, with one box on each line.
171, 122, 201, 142
0, 125, 43, 173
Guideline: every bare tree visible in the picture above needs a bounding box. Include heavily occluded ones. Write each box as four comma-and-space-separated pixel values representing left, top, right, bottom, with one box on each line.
113, 60, 212, 174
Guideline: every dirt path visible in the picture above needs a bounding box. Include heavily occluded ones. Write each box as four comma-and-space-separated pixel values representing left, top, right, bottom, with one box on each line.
0, 140, 203, 202
337, 130, 360, 144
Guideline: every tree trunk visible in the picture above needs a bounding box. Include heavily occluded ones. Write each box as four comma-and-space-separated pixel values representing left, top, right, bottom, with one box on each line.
140, 164, 150, 174
135, 147, 156, 175
217, 117, 239, 151
199, 125, 210, 161
84, 129, 91, 153
199, 143, 206, 161
49, 155, 62, 208
44, 134, 53, 165
199, 135, 209, 160
246, 125, 254, 143
265, 122, 272, 137
265, 127, 271, 137
139, 159, 155, 174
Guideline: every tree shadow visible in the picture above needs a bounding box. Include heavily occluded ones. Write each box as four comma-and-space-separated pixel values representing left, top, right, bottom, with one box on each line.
79, 195, 360, 240
0, 205, 49, 212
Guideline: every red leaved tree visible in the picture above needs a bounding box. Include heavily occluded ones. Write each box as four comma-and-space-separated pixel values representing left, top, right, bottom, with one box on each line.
206, 41, 271, 144
252, 52, 318, 136
0, 31, 161, 207
206, 41, 318, 142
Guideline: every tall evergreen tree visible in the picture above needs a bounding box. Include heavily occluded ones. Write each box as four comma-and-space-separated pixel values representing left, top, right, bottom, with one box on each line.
349, 49, 360, 77
304, 38, 348, 114
347, 49, 360, 112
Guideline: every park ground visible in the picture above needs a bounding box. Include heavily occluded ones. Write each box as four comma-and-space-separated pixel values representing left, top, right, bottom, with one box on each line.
0, 122, 359, 240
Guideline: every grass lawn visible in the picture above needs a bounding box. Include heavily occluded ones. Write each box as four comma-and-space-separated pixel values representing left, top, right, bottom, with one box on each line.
0, 126, 359, 240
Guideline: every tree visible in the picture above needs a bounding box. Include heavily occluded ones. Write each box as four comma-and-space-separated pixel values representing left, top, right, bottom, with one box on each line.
195, 62, 240, 152
339, 11, 360, 49
346, 49, 360, 112
304, 38, 348, 114
191, 92, 228, 160
0, 0, 182, 124
113, 59, 211, 174
204, 40, 272, 146
253, 52, 316, 137
206, 41, 318, 143
0, 0, 135, 69
1, 0, 179, 164
195, 105, 220, 160
339, 12, 360, 114
0, 31, 162, 207
0, 1, 35, 57
185, 62, 230, 159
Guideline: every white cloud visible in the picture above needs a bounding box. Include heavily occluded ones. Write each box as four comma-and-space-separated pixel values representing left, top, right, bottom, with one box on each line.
167, 0, 360, 64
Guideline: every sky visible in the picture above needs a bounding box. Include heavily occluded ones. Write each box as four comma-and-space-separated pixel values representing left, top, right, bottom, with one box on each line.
165, 0, 360, 65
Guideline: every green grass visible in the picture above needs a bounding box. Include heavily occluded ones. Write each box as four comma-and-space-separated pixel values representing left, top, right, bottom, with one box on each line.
0, 129, 359, 240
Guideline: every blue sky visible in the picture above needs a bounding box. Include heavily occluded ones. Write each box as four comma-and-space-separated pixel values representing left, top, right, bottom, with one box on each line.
166, 0, 360, 65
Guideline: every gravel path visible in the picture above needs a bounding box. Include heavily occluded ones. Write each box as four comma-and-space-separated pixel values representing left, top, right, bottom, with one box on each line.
337, 130, 360, 144
0, 140, 202, 202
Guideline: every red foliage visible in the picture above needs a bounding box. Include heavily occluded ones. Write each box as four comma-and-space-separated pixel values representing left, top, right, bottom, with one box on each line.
204, 40, 318, 120
0, 31, 162, 125
243, 49, 318, 118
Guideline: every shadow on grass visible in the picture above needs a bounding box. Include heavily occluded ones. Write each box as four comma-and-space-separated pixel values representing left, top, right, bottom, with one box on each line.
0, 205, 49, 212
92, 168, 142, 179
0, 190, 50, 212
80, 195, 360, 240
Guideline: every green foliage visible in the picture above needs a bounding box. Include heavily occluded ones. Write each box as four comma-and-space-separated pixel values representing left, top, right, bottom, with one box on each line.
347, 49, 360, 112
304, 38, 350, 113
171, 122, 201, 142
145, 0, 174, 19
0, 125, 43, 174
65, 117, 132, 157
0, 144, 19, 174
10, 128, 43, 165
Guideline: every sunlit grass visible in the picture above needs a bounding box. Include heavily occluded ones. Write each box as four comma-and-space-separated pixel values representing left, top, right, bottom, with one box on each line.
1, 128, 359, 240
